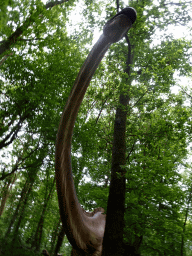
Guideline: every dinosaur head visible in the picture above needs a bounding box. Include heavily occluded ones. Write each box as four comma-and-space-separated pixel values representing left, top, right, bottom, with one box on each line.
103, 7, 137, 43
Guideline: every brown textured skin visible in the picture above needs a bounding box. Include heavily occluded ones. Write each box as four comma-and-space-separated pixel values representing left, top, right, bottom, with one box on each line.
55, 9, 136, 256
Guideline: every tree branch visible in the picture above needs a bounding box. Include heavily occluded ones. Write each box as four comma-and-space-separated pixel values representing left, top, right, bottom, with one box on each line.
0, 119, 22, 149
0, 0, 69, 56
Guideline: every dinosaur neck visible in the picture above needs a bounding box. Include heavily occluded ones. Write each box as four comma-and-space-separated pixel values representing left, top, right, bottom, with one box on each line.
55, 34, 110, 251
55, 12, 135, 253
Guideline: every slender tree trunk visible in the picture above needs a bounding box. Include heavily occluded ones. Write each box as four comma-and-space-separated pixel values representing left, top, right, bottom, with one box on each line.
12, 181, 33, 238
32, 204, 47, 250
49, 219, 61, 255
102, 92, 128, 256
53, 224, 65, 256
0, 174, 17, 216
5, 177, 30, 237
102, 30, 134, 256
32, 178, 55, 251
181, 187, 192, 256
10, 179, 34, 256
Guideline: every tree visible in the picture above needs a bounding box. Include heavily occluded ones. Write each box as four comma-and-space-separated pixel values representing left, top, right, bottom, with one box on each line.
0, 0, 192, 255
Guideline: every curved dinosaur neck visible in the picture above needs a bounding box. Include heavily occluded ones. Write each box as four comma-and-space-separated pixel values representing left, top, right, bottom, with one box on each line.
55, 34, 110, 251
55, 12, 135, 254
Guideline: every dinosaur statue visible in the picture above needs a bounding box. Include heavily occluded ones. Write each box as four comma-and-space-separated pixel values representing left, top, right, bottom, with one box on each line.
55, 7, 137, 256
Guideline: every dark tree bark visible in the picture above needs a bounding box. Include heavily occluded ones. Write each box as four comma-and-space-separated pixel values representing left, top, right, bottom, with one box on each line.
0, 119, 22, 149
102, 92, 129, 256
0, 174, 17, 216
102, 11, 134, 256
49, 219, 61, 255
12, 182, 33, 235
181, 187, 192, 256
5, 177, 31, 237
53, 224, 65, 256
32, 178, 55, 251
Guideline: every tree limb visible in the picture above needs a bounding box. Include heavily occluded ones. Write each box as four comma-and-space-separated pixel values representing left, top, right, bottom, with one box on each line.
0, 0, 69, 56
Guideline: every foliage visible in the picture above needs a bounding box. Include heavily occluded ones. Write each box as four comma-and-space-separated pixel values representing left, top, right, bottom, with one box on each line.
0, 0, 192, 255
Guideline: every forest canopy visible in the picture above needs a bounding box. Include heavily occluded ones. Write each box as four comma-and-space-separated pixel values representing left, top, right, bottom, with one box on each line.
0, 0, 192, 255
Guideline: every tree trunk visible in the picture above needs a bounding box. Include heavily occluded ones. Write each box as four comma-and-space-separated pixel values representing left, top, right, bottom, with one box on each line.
0, 174, 17, 216
102, 93, 129, 256
53, 224, 65, 256
102, 29, 133, 256
5, 177, 31, 237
